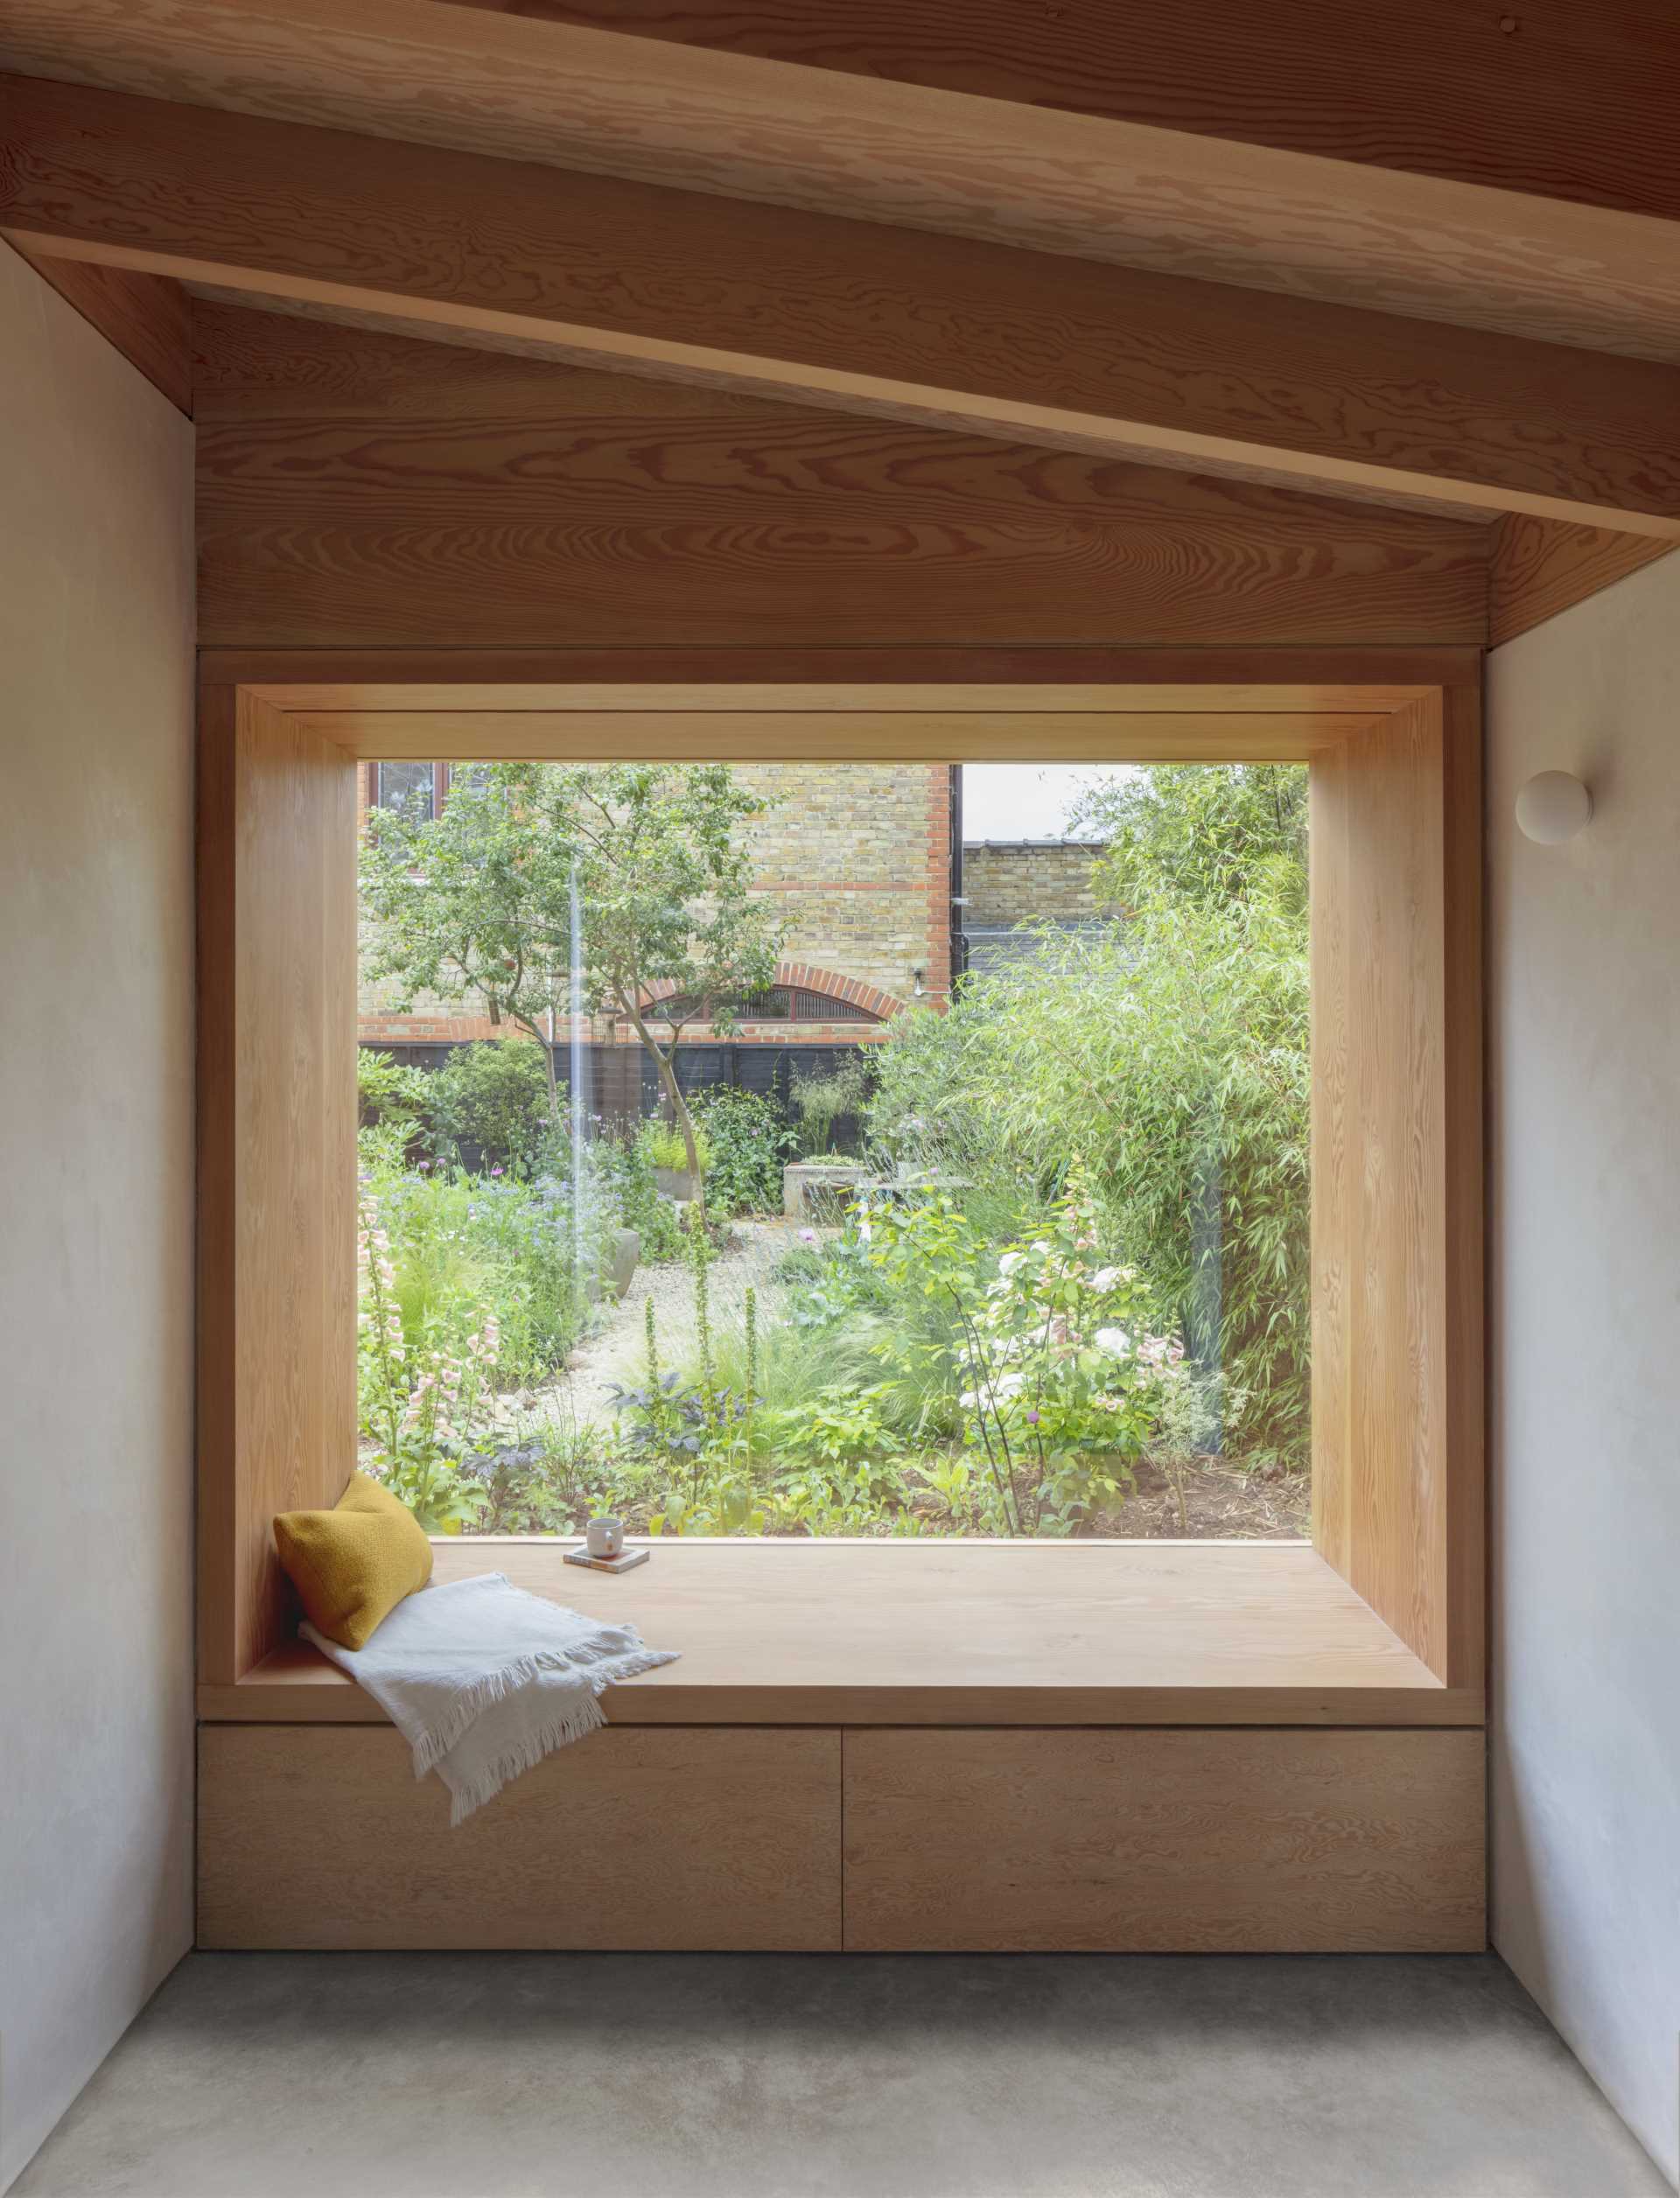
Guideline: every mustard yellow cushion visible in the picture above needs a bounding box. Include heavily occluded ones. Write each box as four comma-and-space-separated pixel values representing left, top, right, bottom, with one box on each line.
273, 1471, 433, 1649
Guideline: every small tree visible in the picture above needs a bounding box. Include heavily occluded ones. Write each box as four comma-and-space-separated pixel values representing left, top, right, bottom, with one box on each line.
360, 762, 785, 1214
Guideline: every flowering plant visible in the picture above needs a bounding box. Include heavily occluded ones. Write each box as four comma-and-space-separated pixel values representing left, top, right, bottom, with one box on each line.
864, 1169, 1183, 1533
357, 1198, 497, 1531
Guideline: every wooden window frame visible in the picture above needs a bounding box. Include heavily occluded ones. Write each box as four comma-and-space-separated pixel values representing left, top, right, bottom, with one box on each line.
197, 647, 1483, 1707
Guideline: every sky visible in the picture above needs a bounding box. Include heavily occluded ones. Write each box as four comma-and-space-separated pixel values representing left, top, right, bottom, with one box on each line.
960, 762, 1137, 843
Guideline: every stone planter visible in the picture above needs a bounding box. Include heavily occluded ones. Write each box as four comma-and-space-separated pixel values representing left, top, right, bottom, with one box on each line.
783, 1159, 870, 1221
654, 1166, 698, 1202
587, 1226, 641, 1304
607, 1226, 640, 1301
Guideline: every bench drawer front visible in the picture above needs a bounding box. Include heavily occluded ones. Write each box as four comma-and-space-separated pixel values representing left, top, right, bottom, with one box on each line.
200, 1724, 841, 1950
843, 1727, 1485, 1952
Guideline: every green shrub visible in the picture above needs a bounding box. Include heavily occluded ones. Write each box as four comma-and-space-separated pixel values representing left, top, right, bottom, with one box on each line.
690, 1087, 796, 1214
789, 1056, 874, 1156
598, 1130, 683, 1262
863, 766, 1312, 1469
356, 1047, 430, 1132
638, 1116, 712, 1178
424, 1039, 555, 1175
763, 1384, 903, 1470
360, 1152, 597, 1389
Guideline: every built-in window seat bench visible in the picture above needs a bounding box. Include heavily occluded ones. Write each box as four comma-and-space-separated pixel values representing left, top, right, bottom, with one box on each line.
196, 1541, 1485, 1953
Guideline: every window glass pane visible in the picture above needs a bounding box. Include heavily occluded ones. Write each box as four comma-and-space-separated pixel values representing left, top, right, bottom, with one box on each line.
374, 761, 435, 818
354, 760, 1309, 1544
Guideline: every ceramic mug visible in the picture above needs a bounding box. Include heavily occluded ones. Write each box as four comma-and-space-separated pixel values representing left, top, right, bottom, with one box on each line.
586, 1515, 626, 1560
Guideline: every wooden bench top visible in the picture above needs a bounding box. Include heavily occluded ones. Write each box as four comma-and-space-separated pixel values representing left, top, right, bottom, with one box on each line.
199, 1539, 1481, 1728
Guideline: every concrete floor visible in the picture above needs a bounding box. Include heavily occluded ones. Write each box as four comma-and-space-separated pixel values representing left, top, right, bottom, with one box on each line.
15, 1951, 1665, 2198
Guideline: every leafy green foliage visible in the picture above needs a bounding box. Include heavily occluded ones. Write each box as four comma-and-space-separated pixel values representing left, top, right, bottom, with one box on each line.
865, 764, 1312, 1467
351, 759, 1310, 1536
588, 1128, 682, 1263
355, 1199, 491, 1532
356, 1046, 431, 1133
1074, 760, 1306, 915
638, 1117, 711, 1178
423, 1038, 554, 1175
355, 1116, 623, 1399
690, 1087, 796, 1214
763, 1384, 903, 1472
861, 1173, 1180, 1532
360, 761, 787, 1203
789, 1056, 875, 1156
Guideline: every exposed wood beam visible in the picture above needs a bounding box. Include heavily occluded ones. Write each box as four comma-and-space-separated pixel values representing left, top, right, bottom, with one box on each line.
7, 241, 191, 410
1488, 516, 1677, 648
3, 1, 1679, 366
5, 80, 1680, 536
442, 0, 1680, 224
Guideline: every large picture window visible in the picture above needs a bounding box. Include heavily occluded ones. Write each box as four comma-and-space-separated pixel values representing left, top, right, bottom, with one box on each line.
197, 667, 1480, 1698
351, 757, 1311, 1543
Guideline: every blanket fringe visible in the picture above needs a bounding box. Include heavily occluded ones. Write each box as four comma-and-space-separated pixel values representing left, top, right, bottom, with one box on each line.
446, 1691, 607, 1825
410, 1638, 677, 1780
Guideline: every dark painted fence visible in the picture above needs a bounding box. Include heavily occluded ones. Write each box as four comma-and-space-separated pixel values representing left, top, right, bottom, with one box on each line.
363, 1040, 870, 1147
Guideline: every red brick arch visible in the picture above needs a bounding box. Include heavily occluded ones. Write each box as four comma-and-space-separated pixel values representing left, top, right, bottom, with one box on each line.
641, 960, 907, 1024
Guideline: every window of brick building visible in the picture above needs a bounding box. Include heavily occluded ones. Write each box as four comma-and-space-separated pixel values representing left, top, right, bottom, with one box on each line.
372, 760, 446, 818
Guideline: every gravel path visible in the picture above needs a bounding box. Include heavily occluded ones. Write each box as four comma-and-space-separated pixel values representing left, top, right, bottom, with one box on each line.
531, 1216, 819, 1432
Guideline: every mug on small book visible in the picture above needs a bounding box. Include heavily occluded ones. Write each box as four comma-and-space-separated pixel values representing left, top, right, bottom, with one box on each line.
585, 1516, 626, 1560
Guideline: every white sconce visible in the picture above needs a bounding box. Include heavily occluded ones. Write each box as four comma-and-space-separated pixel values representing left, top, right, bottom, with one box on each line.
1516, 771, 1593, 845
912, 966, 926, 998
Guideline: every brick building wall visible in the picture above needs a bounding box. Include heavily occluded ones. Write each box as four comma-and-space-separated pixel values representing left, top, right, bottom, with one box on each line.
358, 760, 953, 1048
959, 840, 1110, 978
961, 841, 1106, 928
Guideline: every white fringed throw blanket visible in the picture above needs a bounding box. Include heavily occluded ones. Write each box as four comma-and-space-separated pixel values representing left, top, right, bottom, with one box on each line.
301, 1572, 679, 1824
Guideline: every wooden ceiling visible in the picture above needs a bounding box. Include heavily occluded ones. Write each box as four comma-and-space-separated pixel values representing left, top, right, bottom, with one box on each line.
5, 0, 1680, 361
3, 0, 1676, 640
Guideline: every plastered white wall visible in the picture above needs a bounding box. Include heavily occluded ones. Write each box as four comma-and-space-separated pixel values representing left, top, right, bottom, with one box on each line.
1488, 549, 1680, 2188
0, 249, 196, 2192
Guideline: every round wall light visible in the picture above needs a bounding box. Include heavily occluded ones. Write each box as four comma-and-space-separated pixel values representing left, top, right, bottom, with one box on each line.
1516, 770, 1593, 845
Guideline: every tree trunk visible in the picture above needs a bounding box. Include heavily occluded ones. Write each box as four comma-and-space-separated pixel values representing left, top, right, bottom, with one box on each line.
620, 992, 706, 1224
512, 1012, 563, 1123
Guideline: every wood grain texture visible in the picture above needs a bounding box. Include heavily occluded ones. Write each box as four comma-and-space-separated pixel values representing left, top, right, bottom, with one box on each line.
1489, 515, 1678, 647
199, 1723, 843, 1950
843, 1727, 1486, 1952
7, 0, 1680, 367
279, 682, 1440, 716
205, 646, 1485, 695
1311, 695, 1480, 1684
6, 79, 1679, 531
1440, 685, 1486, 1695
195, 1539, 1481, 1728
197, 688, 359, 1682
451, 0, 1680, 223
186, 305, 1494, 647
187, 308, 1490, 648
303, 710, 1384, 762
9, 242, 191, 410
182, 283, 1507, 522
